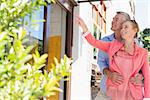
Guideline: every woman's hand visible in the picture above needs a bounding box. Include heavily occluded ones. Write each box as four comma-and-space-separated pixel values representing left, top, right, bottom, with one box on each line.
75, 16, 88, 33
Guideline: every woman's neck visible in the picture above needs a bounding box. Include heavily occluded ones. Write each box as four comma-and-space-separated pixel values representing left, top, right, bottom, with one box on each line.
124, 39, 135, 54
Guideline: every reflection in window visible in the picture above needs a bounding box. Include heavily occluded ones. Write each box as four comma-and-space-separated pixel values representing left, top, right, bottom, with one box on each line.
23, 6, 44, 55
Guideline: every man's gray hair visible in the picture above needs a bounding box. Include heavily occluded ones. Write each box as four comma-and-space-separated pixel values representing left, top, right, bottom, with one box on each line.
117, 11, 131, 21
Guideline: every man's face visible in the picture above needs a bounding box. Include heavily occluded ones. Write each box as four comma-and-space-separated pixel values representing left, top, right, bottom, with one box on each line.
111, 14, 126, 32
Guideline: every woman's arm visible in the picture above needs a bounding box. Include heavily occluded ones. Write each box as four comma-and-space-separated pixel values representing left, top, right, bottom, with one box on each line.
84, 32, 110, 53
76, 16, 110, 53
142, 51, 150, 97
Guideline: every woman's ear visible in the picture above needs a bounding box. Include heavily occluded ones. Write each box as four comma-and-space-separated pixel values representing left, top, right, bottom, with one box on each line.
134, 28, 138, 33
134, 28, 138, 38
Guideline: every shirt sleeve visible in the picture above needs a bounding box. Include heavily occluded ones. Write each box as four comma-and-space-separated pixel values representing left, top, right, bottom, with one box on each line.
142, 51, 150, 97
83, 32, 110, 53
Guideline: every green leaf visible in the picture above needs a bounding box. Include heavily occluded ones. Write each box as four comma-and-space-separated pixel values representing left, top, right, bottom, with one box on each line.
25, 45, 35, 54
18, 27, 27, 40
8, 53, 16, 62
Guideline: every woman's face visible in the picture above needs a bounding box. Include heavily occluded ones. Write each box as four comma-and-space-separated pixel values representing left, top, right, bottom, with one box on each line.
120, 21, 137, 40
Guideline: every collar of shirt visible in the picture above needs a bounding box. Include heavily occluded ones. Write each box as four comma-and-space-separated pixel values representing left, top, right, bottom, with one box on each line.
119, 41, 141, 56
120, 45, 135, 56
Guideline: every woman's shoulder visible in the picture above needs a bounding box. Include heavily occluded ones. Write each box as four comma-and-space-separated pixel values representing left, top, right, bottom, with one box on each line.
109, 40, 124, 50
137, 45, 148, 54
141, 48, 148, 54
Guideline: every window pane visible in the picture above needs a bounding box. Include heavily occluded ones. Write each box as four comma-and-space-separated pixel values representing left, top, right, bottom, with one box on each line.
24, 6, 44, 55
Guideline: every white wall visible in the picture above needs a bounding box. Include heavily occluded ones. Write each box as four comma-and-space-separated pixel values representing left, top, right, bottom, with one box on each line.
72, 7, 80, 61
72, 3, 93, 59
71, 3, 93, 100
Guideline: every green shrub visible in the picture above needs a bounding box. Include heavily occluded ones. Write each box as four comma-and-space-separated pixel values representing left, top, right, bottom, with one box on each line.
140, 28, 150, 51
0, 0, 71, 99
